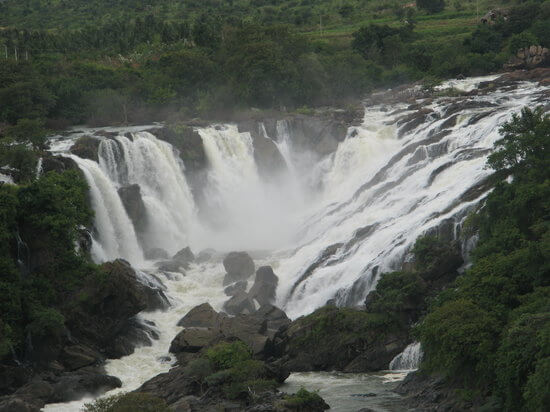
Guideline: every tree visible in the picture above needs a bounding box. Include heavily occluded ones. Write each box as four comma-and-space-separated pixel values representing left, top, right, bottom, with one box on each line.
7, 118, 48, 149
417, 0, 445, 14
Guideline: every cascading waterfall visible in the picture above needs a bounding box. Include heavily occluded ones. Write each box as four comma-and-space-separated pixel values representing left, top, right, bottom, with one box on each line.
43, 75, 549, 411
389, 342, 423, 371
98, 132, 197, 255
69, 155, 144, 264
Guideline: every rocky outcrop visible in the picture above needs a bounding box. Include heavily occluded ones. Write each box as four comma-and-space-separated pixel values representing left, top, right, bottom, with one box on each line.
144, 247, 169, 260
172, 246, 195, 268
171, 303, 291, 359
117, 184, 148, 246
273, 306, 408, 372
222, 251, 255, 284
249, 266, 278, 306
134, 303, 308, 412
69, 136, 101, 162
0, 369, 121, 412
148, 125, 207, 172
504, 45, 550, 70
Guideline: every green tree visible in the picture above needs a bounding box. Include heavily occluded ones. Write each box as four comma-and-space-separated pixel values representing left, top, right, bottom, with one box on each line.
416, 0, 445, 14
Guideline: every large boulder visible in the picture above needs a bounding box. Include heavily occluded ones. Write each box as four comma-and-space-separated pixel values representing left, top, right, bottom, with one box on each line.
169, 328, 220, 354
172, 247, 195, 268
118, 184, 148, 243
248, 266, 278, 306
177, 303, 222, 328
223, 291, 256, 316
69, 136, 100, 162
65, 260, 158, 354
148, 125, 206, 172
223, 252, 255, 282
224, 280, 247, 296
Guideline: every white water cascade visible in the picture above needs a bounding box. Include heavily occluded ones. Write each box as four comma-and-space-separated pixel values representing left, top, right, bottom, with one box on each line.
389, 342, 423, 371
42, 75, 549, 411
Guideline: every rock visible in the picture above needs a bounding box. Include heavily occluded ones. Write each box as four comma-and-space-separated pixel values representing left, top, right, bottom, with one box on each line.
69, 136, 100, 162
223, 252, 255, 281
49, 370, 121, 403
169, 328, 220, 354
144, 248, 170, 260
256, 304, 291, 338
224, 281, 247, 296
65, 259, 153, 354
148, 125, 207, 172
0, 365, 32, 397
172, 247, 195, 268
59, 345, 102, 371
41, 154, 79, 174
104, 318, 157, 358
155, 260, 184, 273
223, 291, 256, 316
218, 314, 268, 355
118, 185, 148, 244
177, 303, 222, 328
196, 249, 216, 263
248, 266, 278, 306
0, 397, 40, 412
504, 46, 550, 70
274, 306, 408, 373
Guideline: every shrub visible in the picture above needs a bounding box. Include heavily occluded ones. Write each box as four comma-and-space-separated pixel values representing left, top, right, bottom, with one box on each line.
416, 0, 445, 14
284, 388, 329, 410
508, 31, 539, 54
205, 341, 252, 370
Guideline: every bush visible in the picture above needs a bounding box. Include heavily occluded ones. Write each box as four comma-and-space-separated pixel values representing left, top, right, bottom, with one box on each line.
284, 388, 329, 410
206, 341, 252, 370
417, 299, 500, 383
508, 31, 539, 54
83, 392, 170, 412
416, 0, 445, 14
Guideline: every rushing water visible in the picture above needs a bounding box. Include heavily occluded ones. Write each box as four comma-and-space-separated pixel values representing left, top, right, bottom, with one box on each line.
43, 75, 549, 411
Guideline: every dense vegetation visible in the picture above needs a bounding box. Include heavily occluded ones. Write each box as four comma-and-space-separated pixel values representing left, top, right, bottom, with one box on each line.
416, 107, 550, 411
0, 0, 549, 134
0, 170, 101, 361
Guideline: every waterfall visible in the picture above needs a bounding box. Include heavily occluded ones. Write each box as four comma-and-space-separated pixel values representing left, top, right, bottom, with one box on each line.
97, 132, 197, 255
389, 342, 423, 371
68, 155, 144, 265
35, 157, 43, 179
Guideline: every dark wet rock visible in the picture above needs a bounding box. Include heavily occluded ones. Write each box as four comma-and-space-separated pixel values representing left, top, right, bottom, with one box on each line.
0, 396, 40, 412
224, 280, 247, 296
169, 328, 220, 354
148, 125, 206, 171
65, 259, 157, 354
118, 184, 148, 243
395, 370, 474, 411
196, 248, 216, 263
177, 303, 222, 328
104, 317, 157, 358
144, 248, 170, 260
59, 344, 102, 371
223, 291, 256, 316
41, 154, 79, 174
273, 306, 408, 372
248, 266, 278, 306
0, 365, 33, 397
155, 260, 184, 273
223, 251, 255, 281
237, 121, 288, 178
256, 304, 291, 339
69, 136, 100, 162
397, 108, 439, 138
172, 247, 195, 268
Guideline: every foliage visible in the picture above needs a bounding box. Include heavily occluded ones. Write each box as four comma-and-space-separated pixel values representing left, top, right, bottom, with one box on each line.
0, 169, 100, 361
416, 107, 550, 410
202, 341, 278, 400
284, 388, 328, 410
416, 0, 446, 14
206, 341, 252, 370
83, 392, 170, 412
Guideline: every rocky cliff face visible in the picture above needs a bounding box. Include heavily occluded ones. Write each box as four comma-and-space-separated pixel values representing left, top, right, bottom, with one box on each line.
505, 45, 550, 71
